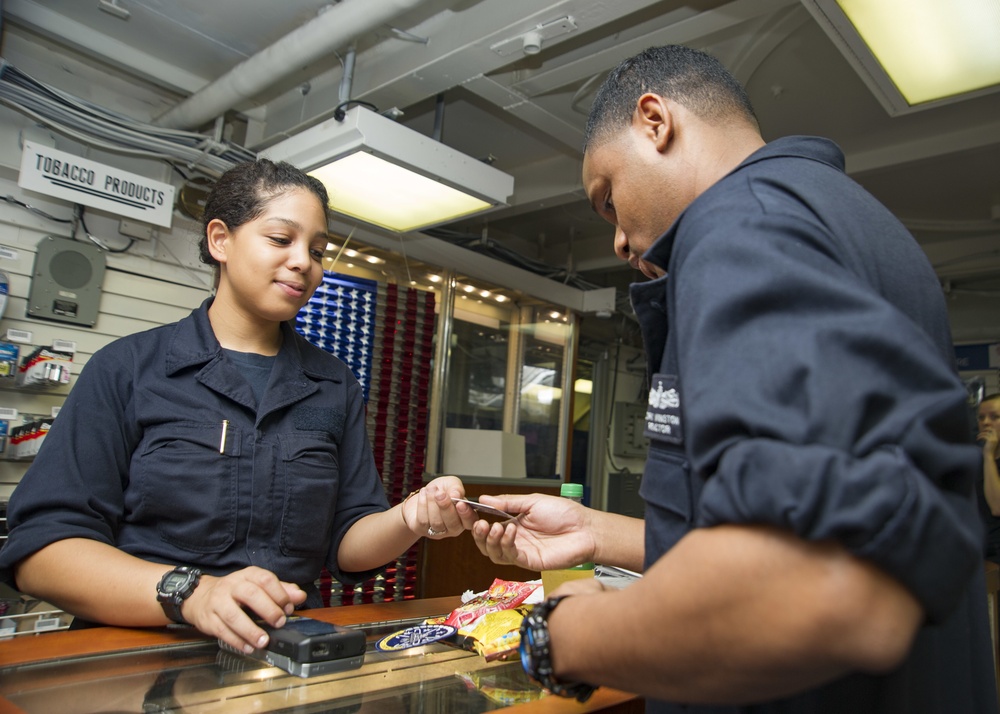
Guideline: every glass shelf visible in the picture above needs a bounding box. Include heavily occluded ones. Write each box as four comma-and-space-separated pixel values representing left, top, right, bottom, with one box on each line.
0, 615, 547, 713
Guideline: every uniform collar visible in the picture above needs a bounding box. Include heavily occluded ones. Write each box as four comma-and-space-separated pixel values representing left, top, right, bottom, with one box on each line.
641, 136, 844, 271
165, 297, 342, 383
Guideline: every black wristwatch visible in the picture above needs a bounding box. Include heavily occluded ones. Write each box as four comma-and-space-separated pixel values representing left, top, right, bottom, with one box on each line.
156, 566, 202, 624
519, 595, 597, 702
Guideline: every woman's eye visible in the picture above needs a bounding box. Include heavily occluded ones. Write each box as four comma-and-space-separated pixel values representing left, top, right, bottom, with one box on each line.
310, 249, 324, 261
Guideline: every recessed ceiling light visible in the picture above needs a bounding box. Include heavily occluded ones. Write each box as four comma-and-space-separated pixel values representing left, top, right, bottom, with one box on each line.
803, 0, 1000, 114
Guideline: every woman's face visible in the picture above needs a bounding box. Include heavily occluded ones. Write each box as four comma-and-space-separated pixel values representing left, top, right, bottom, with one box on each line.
979, 398, 1000, 434
211, 187, 328, 323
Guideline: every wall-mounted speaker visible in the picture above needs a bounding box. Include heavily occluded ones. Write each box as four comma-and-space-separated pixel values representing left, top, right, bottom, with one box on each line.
27, 236, 106, 327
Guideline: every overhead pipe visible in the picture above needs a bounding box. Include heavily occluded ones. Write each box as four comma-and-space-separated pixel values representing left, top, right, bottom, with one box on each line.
338, 45, 358, 105
153, 0, 427, 130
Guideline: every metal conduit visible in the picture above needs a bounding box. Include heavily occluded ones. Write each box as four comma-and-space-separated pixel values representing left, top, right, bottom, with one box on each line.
153, 0, 427, 130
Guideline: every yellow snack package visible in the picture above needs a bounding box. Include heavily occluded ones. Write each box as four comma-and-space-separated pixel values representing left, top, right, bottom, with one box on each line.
459, 607, 528, 661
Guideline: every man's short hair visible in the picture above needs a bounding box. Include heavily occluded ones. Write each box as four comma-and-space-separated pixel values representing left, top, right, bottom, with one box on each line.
584, 44, 758, 152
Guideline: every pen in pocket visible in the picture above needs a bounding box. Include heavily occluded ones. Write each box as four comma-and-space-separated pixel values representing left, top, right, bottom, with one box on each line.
219, 419, 229, 454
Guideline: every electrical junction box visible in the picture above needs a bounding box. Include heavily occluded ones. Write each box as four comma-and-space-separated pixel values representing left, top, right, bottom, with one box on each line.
607, 471, 645, 519
612, 402, 649, 458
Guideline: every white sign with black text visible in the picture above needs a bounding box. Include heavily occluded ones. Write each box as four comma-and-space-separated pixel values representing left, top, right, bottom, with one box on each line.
18, 141, 175, 228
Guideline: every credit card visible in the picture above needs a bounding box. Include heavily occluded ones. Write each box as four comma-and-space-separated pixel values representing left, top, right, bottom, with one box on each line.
451, 497, 518, 521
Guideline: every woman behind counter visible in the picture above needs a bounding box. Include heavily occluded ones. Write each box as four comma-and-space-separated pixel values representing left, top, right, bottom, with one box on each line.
0, 159, 476, 654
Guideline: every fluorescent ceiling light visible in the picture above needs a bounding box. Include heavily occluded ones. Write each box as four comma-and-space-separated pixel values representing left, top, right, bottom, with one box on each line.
803, 0, 1000, 115
262, 106, 514, 232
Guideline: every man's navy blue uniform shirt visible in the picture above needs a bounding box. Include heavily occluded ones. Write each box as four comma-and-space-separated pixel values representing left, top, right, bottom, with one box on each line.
631, 136, 996, 713
0, 298, 390, 605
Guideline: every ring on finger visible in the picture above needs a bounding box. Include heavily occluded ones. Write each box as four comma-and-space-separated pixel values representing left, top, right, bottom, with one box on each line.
427, 527, 444, 537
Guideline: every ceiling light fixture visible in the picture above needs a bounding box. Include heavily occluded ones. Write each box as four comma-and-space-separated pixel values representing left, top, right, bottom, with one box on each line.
263, 106, 514, 232
803, 0, 1000, 114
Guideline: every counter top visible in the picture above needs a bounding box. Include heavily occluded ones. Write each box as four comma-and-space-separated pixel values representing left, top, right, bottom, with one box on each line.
0, 596, 642, 714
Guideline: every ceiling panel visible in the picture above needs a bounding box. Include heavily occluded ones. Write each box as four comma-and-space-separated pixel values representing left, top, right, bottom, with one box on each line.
1, 0, 998, 336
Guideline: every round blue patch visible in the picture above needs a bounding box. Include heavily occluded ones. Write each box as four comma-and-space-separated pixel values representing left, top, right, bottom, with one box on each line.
375, 624, 457, 652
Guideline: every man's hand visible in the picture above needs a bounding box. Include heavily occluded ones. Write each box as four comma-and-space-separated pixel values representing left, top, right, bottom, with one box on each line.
470, 493, 596, 571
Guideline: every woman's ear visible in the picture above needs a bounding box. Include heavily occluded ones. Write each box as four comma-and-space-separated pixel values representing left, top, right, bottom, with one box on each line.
205, 218, 230, 264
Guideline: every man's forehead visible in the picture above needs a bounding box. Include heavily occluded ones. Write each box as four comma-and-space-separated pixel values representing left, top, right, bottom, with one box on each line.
580, 151, 605, 207
581, 139, 615, 178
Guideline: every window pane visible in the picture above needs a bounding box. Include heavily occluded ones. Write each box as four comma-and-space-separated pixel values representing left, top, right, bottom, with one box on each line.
445, 317, 508, 431
519, 313, 568, 479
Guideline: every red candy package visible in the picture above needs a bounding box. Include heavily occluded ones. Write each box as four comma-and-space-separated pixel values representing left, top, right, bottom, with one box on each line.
444, 579, 540, 629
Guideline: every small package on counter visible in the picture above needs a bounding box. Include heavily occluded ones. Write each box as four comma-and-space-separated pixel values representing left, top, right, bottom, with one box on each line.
443, 578, 541, 630
425, 578, 544, 661
459, 607, 529, 661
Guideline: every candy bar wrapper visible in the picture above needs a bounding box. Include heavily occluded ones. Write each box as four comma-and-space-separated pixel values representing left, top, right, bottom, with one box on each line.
460, 607, 528, 661
443, 578, 540, 629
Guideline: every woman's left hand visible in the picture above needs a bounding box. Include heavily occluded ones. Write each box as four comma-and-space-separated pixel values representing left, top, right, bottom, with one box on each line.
402, 476, 479, 539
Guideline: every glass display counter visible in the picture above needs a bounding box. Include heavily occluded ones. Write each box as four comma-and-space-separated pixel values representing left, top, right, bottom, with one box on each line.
0, 596, 641, 713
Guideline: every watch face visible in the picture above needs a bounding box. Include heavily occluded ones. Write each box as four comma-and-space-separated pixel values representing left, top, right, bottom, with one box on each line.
162, 571, 191, 594
163, 573, 188, 593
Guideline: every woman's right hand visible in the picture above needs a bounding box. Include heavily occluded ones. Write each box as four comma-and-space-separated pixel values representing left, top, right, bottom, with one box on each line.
182, 566, 307, 654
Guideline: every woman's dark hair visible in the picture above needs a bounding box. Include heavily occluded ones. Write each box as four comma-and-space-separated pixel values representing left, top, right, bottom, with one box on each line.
198, 159, 330, 267
583, 44, 758, 152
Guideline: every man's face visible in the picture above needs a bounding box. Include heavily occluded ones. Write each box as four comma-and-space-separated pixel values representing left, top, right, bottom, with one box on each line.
582, 126, 682, 280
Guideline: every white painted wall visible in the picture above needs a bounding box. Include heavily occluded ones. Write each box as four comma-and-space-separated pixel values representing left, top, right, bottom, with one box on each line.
0, 102, 213, 498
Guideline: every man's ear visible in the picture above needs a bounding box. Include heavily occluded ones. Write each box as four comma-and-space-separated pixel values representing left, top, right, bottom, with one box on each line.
205, 218, 230, 264
635, 94, 673, 153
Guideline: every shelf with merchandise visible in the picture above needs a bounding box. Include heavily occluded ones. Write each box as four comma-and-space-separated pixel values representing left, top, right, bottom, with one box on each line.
0, 411, 57, 462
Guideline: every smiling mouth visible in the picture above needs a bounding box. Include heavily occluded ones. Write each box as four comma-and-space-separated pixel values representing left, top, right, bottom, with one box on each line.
277, 281, 307, 296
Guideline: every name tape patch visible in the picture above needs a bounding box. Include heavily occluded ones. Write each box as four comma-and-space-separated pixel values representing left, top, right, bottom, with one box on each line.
644, 374, 683, 444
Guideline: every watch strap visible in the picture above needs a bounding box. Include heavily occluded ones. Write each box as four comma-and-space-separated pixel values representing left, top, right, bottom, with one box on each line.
519, 595, 597, 702
156, 566, 202, 625
160, 598, 186, 625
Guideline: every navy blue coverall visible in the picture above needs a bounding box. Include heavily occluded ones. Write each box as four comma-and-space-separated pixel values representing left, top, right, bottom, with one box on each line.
632, 136, 996, 713
0, 298, 389, 606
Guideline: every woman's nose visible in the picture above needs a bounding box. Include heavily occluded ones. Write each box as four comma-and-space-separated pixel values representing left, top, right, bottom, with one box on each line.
287, 244, 311, 271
